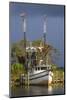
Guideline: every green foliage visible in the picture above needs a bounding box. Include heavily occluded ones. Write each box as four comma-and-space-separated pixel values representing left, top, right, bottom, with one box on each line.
51, 64, 64, 82
32, 40, 41, 46
11, 63, 26, 75
51, 64, 57, 70
11, 40, 30, 57
11, 39, 60, 68
52, 69, 64, 81
19, 40, 29, 47
11, 43, 24, 56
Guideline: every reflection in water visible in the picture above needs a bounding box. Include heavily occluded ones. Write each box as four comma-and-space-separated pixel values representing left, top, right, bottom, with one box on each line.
11, 83, 64, 97
48, 86, 53, 94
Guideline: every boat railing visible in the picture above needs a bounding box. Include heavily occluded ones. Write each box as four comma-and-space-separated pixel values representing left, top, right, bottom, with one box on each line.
30, 64, 51, 71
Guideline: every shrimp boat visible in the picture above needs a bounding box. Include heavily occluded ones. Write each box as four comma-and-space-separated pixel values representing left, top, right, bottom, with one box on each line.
25, 45, 53, 85
20, 13, 53, 85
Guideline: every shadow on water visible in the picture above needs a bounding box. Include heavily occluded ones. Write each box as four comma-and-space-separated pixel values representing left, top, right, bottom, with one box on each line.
11, 83, 64, 97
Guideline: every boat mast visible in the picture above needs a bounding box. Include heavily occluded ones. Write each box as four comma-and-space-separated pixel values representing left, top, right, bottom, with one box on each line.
43, 15, 49, 68
43, 15, 48, 65
20, 13, 30, 86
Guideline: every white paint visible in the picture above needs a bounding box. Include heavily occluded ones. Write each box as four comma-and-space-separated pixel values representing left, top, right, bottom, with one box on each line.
43, 15, 47, 33
20, 13, 26, 32
23, 18, 26, 32
30, 75, 48, 84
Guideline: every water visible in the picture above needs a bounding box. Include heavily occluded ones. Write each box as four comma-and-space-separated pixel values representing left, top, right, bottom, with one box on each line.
11, 84, 65, 97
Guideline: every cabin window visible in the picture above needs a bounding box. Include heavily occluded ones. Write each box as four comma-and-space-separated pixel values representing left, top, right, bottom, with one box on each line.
38, 67, 40, 70
35, 68, 37, 70
35, 67, 40, 70
41, 67, 47, 70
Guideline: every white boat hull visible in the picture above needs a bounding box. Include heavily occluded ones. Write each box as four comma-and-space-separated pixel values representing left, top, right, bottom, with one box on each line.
28, 70, 53, 85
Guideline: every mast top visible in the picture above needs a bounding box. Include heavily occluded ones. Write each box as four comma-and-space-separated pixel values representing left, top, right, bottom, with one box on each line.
20, 12, 27, 17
